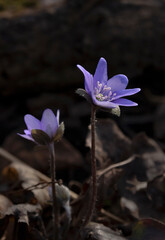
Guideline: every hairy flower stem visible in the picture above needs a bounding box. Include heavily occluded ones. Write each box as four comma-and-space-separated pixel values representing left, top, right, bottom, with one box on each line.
49, 142, 59, 240
83, 104, 97, 226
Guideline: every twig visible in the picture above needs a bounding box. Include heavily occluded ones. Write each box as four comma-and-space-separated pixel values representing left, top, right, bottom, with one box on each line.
0, 147, 78, 200
0, 147, 132, 224
97, 155, 137, 180
2, 181, 51, 196
100, 208, 125, 224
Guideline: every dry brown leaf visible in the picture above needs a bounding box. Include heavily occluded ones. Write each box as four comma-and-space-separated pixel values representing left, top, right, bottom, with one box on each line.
115, 133, 165, 221
2, 163, 50, 206
0, 203, 42, 240
3, 133, 84, 173
6, 203, 41, 223
132, 132, 165, 181
86, 119, 132, 167
81, 222, 127, 240
0, 194, 13, 219
147, 173, 165, 211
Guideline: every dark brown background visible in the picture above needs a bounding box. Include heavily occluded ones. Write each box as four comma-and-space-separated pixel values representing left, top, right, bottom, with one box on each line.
0, 0, 165, 150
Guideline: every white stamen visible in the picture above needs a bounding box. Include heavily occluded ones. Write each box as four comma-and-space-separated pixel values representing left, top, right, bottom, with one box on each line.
95, 87, 99, 95
108, 91, 112, 97
103, 96, 108, 100
95, 82, 113, 102
98, 85, 102, 93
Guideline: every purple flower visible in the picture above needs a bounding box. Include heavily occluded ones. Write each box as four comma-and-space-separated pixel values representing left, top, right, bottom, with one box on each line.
77, 57, 141, 109
18, 108, 64, 144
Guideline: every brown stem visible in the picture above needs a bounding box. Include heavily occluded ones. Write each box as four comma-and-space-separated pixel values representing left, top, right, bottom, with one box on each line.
83, 104, 97, 226
49, 142, 59, 240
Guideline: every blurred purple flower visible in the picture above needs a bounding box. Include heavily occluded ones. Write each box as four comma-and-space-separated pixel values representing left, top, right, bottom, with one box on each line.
18, 108, 62, 144
77, 57, 141, 109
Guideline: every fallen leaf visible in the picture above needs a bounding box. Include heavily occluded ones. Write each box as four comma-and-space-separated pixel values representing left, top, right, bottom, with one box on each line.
147, 173, 165, 211
81, 222, 127, 240
2, 163, 50, 206
115, 133, 165, 221
0, 203, 43, 240
3, 132, 84, 173
86, 119, 132, 167
0, 194, 13, 219
132, 132, 165, 181
6, 203, 41, 224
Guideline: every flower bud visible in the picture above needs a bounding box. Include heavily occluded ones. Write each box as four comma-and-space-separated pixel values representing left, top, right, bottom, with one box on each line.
48, 183, 71, 221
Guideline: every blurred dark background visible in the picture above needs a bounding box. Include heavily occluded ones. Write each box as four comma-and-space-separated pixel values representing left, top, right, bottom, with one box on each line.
0, 0, 165, 162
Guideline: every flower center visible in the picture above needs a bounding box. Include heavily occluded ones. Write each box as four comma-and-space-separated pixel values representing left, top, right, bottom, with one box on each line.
95, 81, 116, 101
96, 93, 104, 101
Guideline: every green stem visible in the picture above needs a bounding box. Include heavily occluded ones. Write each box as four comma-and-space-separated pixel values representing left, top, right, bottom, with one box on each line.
83, 104, 97, 226
49, 142, 59, 240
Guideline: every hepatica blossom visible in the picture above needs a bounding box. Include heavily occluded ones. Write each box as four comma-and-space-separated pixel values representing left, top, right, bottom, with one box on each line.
18, 108, 64, 145
77, 57, 141, 109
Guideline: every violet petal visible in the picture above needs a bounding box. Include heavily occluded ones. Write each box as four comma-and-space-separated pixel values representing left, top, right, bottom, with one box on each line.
17, 133, 35, 141
24, 130, 31, 135
112, 98, 138, 106
41, 109, 58, 138
92, 95, 118, 109
56, 110, 60, 126
107, 74, 128, 92
93, 57, 108, 88
112, 88, 141, 100
24, 114, 41, 131
77, 65, 93, 96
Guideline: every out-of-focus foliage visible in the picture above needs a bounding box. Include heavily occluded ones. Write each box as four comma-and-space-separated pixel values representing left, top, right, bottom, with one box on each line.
0, 0, 38, 11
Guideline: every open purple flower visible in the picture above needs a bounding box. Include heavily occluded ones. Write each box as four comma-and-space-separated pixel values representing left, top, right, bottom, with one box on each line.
77, 57, 141, 109
18, 108, 64, 145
